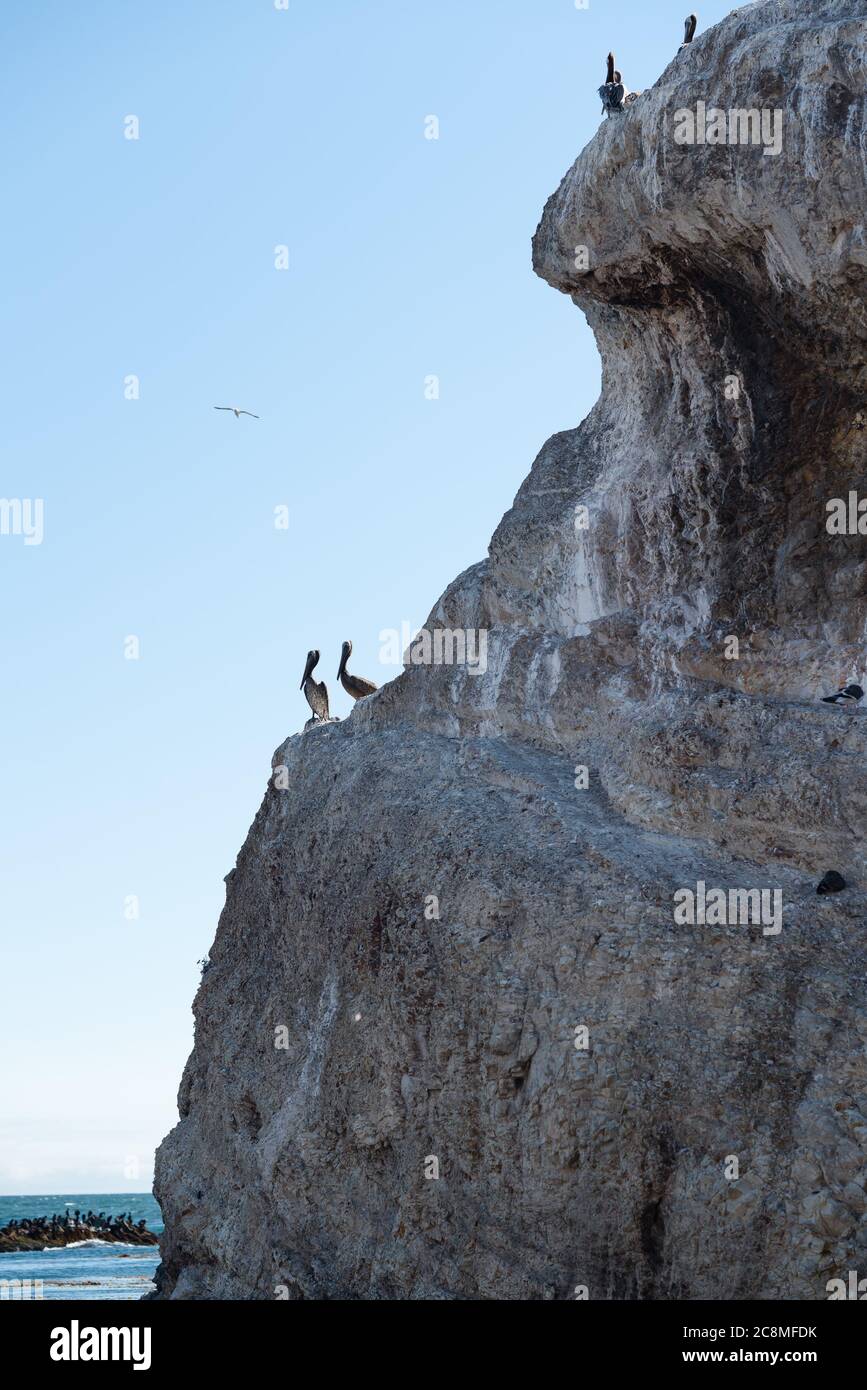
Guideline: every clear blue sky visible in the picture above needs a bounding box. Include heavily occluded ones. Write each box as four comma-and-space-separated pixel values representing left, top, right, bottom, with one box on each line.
0, 0, 734, 1193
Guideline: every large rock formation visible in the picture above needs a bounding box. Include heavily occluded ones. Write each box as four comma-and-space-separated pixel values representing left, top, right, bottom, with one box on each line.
152, 0, 867, 1299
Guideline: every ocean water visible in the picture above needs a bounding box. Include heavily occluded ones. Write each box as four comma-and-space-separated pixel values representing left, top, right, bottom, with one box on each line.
0, 1193, 162, 1301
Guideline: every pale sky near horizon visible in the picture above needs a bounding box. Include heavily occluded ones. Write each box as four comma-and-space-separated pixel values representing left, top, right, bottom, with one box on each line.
0, 0, 734, 1194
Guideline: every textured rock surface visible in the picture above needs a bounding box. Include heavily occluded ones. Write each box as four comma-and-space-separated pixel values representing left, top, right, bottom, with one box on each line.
153, 0, 867, 1300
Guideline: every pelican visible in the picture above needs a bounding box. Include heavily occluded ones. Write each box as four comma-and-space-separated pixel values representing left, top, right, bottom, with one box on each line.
337, 640, 378, 701
598, 53, 623, 116
599, 54, 640, 116
300, 649, 329, 722
680, 14, 697, 49
214, 406, 259, 419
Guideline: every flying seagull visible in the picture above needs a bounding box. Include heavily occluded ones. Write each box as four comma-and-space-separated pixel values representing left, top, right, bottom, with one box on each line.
214, 406, 259, 419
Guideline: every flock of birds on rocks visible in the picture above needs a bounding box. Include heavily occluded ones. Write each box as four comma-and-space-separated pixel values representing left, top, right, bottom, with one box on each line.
5, 1208, 145, 1233
599, 13, 698, 116
0, 1209, 156, 1251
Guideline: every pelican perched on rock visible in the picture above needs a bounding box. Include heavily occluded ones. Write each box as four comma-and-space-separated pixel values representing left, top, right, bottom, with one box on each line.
598, 53, 622, 116
680, 14, 697, 49
598, 53, 640, 116
337, 640, 378, 701
300, 649, 329, 722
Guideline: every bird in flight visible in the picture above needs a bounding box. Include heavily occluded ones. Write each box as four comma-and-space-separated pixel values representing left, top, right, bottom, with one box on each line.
214, 406, 259, 419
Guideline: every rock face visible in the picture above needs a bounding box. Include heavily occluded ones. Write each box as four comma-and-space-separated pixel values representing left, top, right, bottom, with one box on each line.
153, 0, 867, 1300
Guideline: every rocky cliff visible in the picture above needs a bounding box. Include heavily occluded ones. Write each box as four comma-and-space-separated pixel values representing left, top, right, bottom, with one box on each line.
152, 0, 867, 1300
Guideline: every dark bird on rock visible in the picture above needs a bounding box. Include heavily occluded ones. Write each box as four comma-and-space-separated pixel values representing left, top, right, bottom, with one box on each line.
680, 14, 697, 49
817, 871, 846, 895
821, 683, 863, 706
598, 52, 641, 116
598, 52, 625, 116
337, 639, 378, 701
300, 649, 329, 722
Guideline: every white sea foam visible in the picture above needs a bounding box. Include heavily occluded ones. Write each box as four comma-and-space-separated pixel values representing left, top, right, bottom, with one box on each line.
43, 1239, 141, 1251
